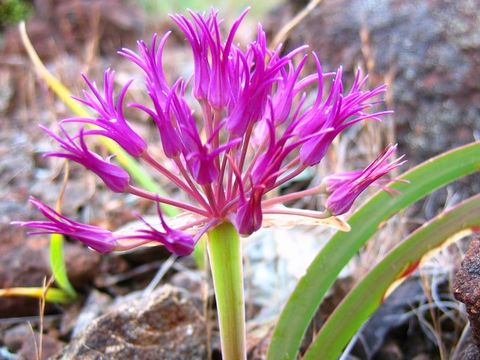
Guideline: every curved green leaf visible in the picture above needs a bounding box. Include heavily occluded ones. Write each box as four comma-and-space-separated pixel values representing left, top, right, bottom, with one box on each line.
0, 286, 73, 304
304, 194, 480, 359
268, 142, 480, 360
50, 233, 77, 298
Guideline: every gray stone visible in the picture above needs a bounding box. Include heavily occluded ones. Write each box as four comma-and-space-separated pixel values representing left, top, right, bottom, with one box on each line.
284, 0, 480, 158
57, 285, 207, 360
279, 0, 480, 206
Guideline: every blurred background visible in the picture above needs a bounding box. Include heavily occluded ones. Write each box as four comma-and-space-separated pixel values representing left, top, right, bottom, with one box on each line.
0, 0, 479, 359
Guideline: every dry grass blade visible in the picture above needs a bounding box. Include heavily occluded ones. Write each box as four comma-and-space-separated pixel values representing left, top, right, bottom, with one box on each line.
420, 271, 447, 360
28, 276, 55, 360
142, 255, 177, 296
270, 0, 323, 50
18, 22, 89, 116
38, 276, 55, 360
27, 322, 39, 360
55, 161, 69, 212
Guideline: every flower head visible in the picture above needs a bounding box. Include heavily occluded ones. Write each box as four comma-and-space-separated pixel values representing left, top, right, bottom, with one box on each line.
13, 197, 117, 253
121, 202, 196, 256
64, 69, 147, 157
325, 144, 407, 215
42, 125, 130, 193
297, 64, 389, 166
17, 10, 403, 255
170, 9, 248, 108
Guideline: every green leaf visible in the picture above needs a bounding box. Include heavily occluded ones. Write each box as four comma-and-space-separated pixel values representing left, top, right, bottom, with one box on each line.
49, 233, 77, 298
0, 287, 73, 304
304, 194, 480, 359
268, 141, 480, 360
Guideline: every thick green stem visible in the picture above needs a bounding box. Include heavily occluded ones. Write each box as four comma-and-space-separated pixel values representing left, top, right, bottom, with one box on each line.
207, 222, 246, 360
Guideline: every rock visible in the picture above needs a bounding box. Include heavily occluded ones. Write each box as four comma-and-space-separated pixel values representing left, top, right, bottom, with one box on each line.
454, 238, 480, 348
57, 285, 207, 360
0, 201, 101, 316
0, 68, 13, 114
454, 342, 480, 360
280, 0, 480, 204
0, 228, 52, 317
63, 243, 102, 288
170, 270, 205, 295
3, 323, 64, 360
452, 326, 480, 360
0, 133, 33, 192
60, 290, 112, 338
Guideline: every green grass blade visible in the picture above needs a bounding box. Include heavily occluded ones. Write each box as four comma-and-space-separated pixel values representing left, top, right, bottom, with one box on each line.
49, 233, 77, 298
0, 286, 73, 304
267, 142, 480, 360
304, 194, 480, 359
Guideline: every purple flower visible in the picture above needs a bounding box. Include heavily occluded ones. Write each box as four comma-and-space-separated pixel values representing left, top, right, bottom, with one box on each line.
119, 33, 171, 105
297, 62, 389, 166
42, 126, 130, 193
118, 202, 195, 256
19, 9, 404, 256
119, 34, 185, 158
64, 69, 147, 157
132, 81, 185, 158
235, 185, 265, 236
170, 10, 248, 108
269, 57, 309, 126
226, 28, 306, 136
325, 145, 406, 215
14, 198, 194, 256
13, 197, 117, 253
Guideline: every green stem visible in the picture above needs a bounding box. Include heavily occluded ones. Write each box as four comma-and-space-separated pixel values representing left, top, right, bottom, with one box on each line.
207, 222, 246, 360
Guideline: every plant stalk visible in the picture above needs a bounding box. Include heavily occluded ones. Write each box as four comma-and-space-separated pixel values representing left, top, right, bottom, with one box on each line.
207, 222, 246, 360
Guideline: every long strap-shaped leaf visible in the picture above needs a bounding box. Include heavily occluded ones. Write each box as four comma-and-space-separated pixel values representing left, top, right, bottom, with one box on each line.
0, 287, 73, 304
267, 142, 480, 360
304, 194, 480, 359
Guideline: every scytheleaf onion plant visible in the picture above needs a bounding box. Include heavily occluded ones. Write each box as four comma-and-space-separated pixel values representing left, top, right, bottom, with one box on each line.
17, 9, 478, 360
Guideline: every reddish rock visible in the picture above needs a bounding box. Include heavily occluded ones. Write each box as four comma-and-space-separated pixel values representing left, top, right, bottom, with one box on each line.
56, 285, 208, 360
0, 203, 101, 316
278, 0, 480, 206
454, 238, 480, 349
3, 323, 65, 360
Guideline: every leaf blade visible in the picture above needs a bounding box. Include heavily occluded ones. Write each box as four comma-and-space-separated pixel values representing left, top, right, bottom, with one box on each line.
267, 142, 480, 360
304, 194, 480, 359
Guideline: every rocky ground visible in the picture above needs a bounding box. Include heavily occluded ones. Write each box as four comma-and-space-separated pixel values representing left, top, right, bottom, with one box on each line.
0, 0, 479, 359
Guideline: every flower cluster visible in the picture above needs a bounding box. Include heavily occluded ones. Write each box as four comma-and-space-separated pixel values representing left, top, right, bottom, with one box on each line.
15, 10, 405, 256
